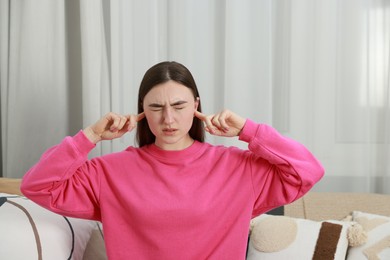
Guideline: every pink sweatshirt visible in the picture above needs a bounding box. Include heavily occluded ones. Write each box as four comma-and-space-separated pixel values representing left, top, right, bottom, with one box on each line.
21, 119, 324, 259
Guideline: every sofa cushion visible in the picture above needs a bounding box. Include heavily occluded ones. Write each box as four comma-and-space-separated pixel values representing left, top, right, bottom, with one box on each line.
346, 211, 390, 260
247, 214, 352, 260
0, 193, 97, 260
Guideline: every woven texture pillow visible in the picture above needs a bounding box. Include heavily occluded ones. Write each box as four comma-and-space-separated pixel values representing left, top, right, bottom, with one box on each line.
247, 214, 351, 260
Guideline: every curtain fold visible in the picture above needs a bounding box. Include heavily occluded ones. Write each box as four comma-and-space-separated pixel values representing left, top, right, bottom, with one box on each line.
1, 0, 389, 193
365, 0, 390, 193
79, 0, 111, 158
1, 0, 68, 178
0, 0, 10, 177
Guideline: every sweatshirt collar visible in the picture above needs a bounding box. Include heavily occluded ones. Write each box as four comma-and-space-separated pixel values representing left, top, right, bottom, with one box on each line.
143, 140, 205, 161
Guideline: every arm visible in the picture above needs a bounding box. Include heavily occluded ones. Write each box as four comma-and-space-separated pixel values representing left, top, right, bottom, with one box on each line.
21, 112, 144, 219
195, 110, 324, 215
239, 119, 324, 215
21, 131, 101, 219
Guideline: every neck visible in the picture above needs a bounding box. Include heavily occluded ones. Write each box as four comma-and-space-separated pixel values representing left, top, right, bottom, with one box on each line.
155, 136, 194, 151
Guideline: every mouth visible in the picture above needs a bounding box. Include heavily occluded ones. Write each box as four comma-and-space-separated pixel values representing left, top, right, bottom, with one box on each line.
162, 128, 178, 135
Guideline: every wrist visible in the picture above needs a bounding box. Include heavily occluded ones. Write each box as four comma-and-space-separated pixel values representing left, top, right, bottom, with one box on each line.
236, 118, 246, 136
83, 127, 102, 144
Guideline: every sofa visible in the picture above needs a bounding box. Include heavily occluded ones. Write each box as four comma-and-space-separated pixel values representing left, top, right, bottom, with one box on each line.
1, 177, 389, 259
247, 192, 390, 259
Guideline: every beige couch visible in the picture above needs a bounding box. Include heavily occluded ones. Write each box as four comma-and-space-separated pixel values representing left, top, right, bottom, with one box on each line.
285, 192, 390, 221
1, 178, 389, 259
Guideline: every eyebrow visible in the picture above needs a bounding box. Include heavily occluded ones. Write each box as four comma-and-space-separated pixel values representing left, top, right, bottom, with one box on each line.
148, 100, 188, 108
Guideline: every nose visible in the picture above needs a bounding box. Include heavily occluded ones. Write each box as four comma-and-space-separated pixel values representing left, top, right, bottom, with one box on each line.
162, 107, 174, 124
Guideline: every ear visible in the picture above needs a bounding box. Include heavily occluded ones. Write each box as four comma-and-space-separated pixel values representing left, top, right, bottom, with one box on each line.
194, 97, 200, 110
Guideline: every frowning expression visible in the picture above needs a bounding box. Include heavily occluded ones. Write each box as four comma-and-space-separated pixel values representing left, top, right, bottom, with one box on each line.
143, 81, 199, 150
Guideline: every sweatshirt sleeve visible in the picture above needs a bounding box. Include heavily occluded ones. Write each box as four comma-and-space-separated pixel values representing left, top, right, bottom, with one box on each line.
20, 130, 101, 220
238, 119, 324, 216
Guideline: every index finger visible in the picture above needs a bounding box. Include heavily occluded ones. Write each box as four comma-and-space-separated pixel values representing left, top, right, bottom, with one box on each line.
194, 110, 206, 120
137, 112, 145, 121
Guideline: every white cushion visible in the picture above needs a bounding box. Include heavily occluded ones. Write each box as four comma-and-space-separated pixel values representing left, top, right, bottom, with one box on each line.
0, 193, 97, 260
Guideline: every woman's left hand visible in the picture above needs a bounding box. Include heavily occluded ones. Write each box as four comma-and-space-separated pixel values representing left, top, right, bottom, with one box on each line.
194, 109, 246, 137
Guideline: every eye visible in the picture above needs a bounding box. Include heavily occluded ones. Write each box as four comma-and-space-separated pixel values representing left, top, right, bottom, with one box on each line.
148, 105, 163, 112
173, 103, 186, 110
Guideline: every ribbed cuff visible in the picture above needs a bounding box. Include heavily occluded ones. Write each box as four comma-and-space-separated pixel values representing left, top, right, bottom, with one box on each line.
238, 119, 257, 143
72, 130, 96, 155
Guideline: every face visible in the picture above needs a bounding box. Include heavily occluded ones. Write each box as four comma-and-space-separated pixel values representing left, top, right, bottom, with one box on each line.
143, 81, 199, 150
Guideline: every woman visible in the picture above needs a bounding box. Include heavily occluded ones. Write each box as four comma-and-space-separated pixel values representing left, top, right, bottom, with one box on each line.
21, 61, 324, 259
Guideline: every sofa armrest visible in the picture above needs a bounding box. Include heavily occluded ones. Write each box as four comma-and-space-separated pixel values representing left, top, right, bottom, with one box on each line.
0, 178, 23, 195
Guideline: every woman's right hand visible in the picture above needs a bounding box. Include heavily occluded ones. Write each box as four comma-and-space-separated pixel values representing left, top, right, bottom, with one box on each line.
83, 112, 145, 144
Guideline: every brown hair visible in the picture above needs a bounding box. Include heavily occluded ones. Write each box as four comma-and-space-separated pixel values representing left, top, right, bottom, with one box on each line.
136, 61, 205, 147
